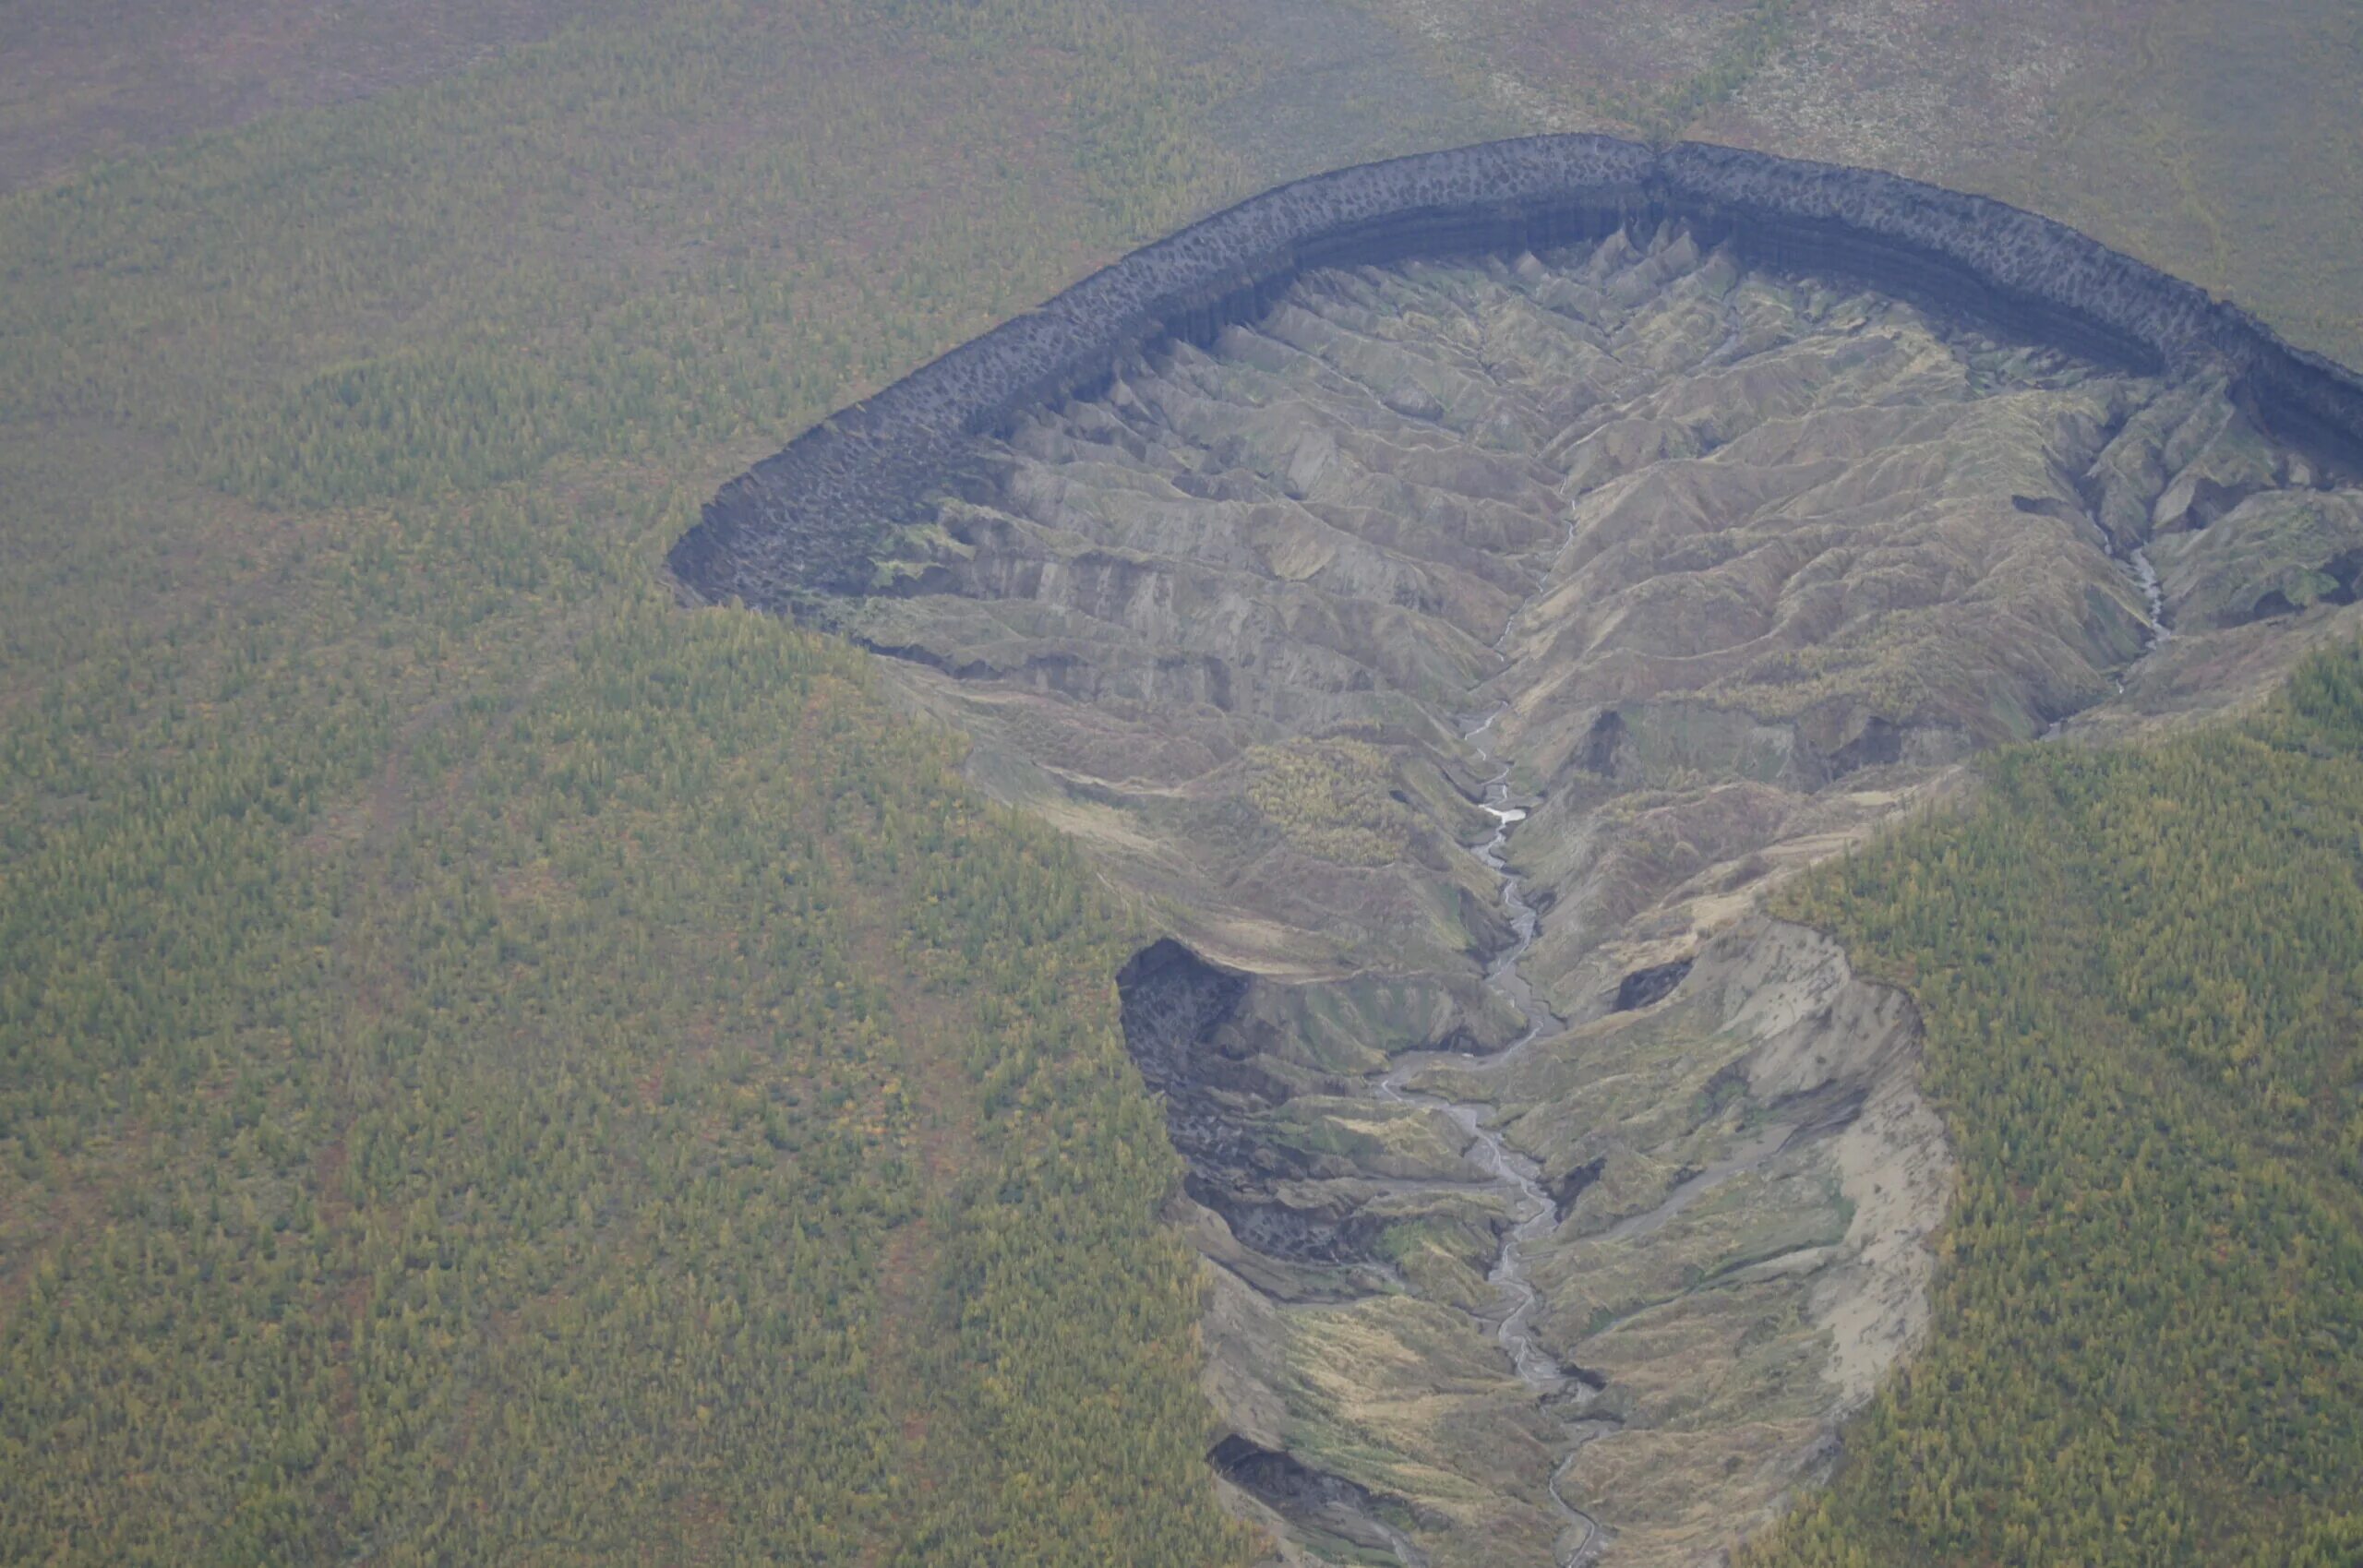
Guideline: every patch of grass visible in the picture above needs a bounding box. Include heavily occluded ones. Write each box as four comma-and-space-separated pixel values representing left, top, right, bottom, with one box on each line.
1247, 737, 1418, 865
1604, 0, 1802, 142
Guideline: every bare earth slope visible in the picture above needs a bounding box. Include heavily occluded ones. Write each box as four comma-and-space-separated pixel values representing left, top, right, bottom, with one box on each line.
781, 228, 2363, 1564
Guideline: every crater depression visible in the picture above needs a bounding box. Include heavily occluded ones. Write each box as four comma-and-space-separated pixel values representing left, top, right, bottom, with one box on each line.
672, 138, 2363, 1567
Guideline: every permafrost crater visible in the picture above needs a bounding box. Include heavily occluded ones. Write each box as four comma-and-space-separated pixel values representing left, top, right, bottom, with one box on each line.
675, 138, 2363, 1567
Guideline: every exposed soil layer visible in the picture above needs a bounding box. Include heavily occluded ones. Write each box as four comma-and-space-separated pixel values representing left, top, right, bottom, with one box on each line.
671, 136, 2363, 611
1213, 1435, 1433, 1565
1611, 958, 1693, 1012
1119, 940, 1401, 1266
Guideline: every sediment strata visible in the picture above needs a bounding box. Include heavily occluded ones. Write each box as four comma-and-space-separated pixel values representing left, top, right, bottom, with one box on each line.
670, 135, 2363, 610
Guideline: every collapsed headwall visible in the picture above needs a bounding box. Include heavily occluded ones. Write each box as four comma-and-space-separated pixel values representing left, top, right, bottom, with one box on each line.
669, 134, 2363, 610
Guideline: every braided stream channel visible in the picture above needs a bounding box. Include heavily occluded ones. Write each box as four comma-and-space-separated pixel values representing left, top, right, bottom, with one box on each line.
1374, 703, 1603, 1568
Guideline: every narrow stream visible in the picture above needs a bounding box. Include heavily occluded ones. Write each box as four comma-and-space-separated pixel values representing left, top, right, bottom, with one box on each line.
2132, 545, 2172, 649
2098, 545, 2173, 704
1372, 706, 1603, 1566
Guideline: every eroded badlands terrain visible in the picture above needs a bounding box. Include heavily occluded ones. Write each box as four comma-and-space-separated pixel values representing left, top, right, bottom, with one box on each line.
816, 229, 2361, 1564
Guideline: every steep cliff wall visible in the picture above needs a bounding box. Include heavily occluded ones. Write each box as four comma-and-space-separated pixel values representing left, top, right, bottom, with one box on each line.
669, 134, 2363, 609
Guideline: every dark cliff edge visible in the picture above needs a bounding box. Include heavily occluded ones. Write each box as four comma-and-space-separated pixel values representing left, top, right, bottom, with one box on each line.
668, 134, 2363, 610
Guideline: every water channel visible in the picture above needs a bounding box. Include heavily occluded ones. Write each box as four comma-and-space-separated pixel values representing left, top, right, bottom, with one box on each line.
1372, 705, 1603, 1566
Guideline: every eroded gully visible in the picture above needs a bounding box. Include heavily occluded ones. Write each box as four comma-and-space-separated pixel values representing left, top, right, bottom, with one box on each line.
1373, 698, 1605, 1568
